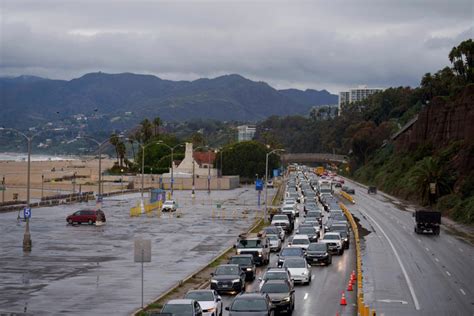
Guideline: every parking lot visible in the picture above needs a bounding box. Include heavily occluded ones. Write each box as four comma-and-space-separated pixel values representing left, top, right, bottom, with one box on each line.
0, 187, 272, 315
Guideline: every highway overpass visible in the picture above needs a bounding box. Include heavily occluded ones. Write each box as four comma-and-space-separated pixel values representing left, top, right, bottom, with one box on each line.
281, 152, 348, 164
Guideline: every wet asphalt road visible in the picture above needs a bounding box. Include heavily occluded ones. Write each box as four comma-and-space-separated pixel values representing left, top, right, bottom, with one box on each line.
218, 202, 357, 316
0, 187, 270, 315
341, 178, 474, 316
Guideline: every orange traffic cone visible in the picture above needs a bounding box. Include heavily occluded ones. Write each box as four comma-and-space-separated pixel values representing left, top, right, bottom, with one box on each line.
340, 291, 347, 305
347, 280, 353, 291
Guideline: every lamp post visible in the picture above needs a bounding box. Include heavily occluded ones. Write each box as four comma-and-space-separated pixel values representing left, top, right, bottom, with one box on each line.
264, 148, 285, 223
156, 141, 184, 197
192, 159, 195, 198
79, 136, 109, 199
120, 168, 124, 194
2, 176, 5, 203
0, 127, 43, 252
207, 149, 211, 194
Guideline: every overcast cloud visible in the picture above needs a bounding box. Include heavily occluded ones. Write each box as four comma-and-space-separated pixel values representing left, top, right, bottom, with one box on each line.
1, 0, 472, 92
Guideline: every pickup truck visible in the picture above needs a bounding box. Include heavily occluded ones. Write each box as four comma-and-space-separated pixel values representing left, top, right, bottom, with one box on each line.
414, 210, 441, 235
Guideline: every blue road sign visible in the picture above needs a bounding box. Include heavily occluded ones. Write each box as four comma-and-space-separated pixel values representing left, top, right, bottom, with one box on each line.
23, 207, 31, 219
256, 179, 263, 191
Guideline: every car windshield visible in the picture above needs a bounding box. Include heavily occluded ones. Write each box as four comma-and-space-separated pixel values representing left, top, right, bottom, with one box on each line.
264, 272, 288, 281
237, 239, 261, 248
265, 228, 278, 234
282, 207, 293, 211
261, 282, 290, 293
231, 298, 268, 311
298, 228, 314, 234
162, 304, 192, 315
283, 258, 306, 268
273, 215, 288, 221
268, 235, 278, 240
324, 235, 340, 240
185, 291, 214, 301
230, 257, 252, 265
280, 248, 302, 256
308, 244, 327, 251
215, 266, 239, 275
292, 238, 309, 245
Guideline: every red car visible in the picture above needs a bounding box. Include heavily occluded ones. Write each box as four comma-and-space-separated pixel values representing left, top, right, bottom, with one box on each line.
67, 209, 104, 225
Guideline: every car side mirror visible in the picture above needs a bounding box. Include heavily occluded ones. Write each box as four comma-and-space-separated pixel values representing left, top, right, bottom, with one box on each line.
225, 307, 230, 311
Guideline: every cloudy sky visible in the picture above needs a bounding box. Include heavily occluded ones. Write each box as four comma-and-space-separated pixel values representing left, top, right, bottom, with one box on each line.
1, 0, 472, 93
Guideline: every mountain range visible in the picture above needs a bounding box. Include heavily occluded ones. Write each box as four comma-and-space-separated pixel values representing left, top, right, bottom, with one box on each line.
0, 72, 337, 129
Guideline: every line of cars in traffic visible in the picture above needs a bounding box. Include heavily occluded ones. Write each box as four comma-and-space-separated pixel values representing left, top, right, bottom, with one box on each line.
158, 168, 351, 316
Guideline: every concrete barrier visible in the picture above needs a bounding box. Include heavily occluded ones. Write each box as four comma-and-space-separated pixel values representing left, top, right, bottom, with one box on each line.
339, 202, 376, 316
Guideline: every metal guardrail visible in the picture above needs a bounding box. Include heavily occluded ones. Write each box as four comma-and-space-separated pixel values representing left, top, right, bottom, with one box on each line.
339, 200, 376, 316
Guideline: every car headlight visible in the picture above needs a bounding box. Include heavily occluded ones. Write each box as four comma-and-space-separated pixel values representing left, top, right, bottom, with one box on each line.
344, 238, 348, 242
283, 296, 291, 302
324, 252, 328, 256
246, 268, 252, 271
236, 250, 241, 254
258, 254, 262, 257
206, 307, 216, 312
302, 271, 308, 275
211, 279, 218, 283
232, 278, 241, 283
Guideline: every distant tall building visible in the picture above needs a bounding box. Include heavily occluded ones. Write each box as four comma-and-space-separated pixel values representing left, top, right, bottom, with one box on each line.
338, 85, 383, 114
237, 125, 256, 142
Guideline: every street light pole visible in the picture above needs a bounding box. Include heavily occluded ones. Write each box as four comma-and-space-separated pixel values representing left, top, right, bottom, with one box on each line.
207, 148, 211, 194
41, 174, 44, 200
192, 159, 195, 198
156, 141, 184, 197
141, 145, 145, 199
0, 127, 42, 252
264, 148, 285, 223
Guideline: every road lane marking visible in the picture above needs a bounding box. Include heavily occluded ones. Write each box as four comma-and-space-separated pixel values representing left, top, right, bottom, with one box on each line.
446, 271, 451, 276
378, 299, 409, 305
459, 248, 464, 253
304, 293, 309, 300
425, 247, 430, 252
435, 258, 440, 262
460, 289, 466, 295
362, 211, 420, 310
417, 239, 421, 243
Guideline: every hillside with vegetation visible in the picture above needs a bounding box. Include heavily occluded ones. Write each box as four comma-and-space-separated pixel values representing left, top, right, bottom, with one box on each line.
255, 39, 473, 224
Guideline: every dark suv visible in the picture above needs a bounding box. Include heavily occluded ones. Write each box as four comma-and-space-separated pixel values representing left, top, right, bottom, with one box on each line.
306, 242, 332, 265
260, 279, 295, 314
210, 264, 246, 294
66, 209, 104, 225
225, 292, 274, 316
228, 255, 257, 281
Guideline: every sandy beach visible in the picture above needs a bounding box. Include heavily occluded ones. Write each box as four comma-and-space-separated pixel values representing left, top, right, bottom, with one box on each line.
0, 158, 116, 202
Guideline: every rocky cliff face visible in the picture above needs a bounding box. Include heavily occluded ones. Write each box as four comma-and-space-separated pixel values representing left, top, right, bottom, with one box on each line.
395, 84, 474, 153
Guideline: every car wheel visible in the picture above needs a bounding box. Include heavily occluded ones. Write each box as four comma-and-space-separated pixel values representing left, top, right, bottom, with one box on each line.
68, 219, 73, 225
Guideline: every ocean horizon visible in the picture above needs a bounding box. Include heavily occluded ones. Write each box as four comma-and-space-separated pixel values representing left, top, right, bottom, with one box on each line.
0, 152, 77, 162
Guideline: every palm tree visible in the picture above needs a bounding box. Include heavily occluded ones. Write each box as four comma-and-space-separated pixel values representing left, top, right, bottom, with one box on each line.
141, 119, 153, 143
117, 141, 126, 167
109, 133, 120, 164
410, 157, 451, 206
153, 117, 162, 137
128, 134, 136, 158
